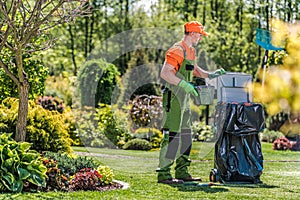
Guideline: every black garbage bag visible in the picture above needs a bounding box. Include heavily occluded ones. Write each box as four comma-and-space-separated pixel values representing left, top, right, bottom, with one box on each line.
213, 103, 266, 183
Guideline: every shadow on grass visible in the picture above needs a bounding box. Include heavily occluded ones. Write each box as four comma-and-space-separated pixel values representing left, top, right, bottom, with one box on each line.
166, 182, 278, 192
219, 182, 278, 189
167, 182, 229, 193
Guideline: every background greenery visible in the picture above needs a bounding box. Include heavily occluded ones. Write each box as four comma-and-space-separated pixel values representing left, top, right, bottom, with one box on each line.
1, 0, 299, 130
39, 0, 299, 77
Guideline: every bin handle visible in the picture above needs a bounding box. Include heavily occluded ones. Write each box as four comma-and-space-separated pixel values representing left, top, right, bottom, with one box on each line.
243, 137, 263, 172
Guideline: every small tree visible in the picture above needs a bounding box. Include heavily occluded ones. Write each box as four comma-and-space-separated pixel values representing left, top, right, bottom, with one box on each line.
0, 0, 88, 141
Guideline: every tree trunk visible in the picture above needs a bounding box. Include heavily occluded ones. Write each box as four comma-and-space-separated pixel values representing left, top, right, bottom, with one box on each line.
15, 49, 29, 142
192, 0, 198, 18
16, 81, 29, 142
68, 25, 77, 76
85, 15, 89, 58
89, 11, 94, 56
266, 0, 269, 30
287, 0, 291, 22
184, 0, 189, 21
68, 25, 78, 76
202, 1, 206, 25
210, 0, 214, 20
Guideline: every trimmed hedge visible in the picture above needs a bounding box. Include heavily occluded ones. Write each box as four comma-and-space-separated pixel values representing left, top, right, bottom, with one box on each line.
123, 138, 152, 151
78, 59, 120, 107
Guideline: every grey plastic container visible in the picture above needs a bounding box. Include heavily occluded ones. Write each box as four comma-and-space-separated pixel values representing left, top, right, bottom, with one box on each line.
194, 85, 215, 105
217, 73, 253, 103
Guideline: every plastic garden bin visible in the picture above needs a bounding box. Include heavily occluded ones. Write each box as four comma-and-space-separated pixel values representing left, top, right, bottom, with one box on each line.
194, 85, 215, 105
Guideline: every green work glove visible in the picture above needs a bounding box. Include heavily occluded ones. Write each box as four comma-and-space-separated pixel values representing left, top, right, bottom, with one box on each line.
208, 68, 226, 79
178, 80, 199, 96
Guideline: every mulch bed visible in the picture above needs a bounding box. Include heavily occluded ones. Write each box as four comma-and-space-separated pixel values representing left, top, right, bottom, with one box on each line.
22, 180, 125, 193
68, 181, 124, 192
93, 181, 124, 192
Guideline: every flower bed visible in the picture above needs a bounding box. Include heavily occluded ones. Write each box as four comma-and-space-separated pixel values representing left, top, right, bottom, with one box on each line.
39, 152, 125, 192
0, 134, 125, 193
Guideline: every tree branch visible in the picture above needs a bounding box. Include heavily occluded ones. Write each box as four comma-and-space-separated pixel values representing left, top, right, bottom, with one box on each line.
6, 0, 22, 46
24, 37, 57, 54
0, 58, 19, 85
20, 0, 89, 45
25, 0, 44, 29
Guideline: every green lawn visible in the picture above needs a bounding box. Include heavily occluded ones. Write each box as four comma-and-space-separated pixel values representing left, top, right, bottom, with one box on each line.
1, 142, 300, 200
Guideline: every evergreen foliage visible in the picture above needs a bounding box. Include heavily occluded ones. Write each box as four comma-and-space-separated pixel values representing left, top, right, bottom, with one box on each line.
0, 98, 74, 153
43, 152, 99, 176
123, 138, 152, 151
78, 59, 120, 107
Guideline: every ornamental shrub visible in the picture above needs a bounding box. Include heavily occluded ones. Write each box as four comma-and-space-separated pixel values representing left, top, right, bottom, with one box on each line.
43, 151, 100, 176
72, 107, 110, 147
272, 137, 300, 151
69, 168, 103, 191
73, 105, 131, 148
42, 158, 69, 192
0, 53, 48, 102
123, 138, 152, 151
191, 121, 214, 142
44, 74, 75, 107
128, 95, 162, 129
272, 137, 292, 150
132, 128, 162, 149
36, 96, 65, 113
78, 59, 120, 107
96, 104, 131, 148
260, 129, 285, 143
96, 166, 114, 185
0, 97, 73, 153
0, 133, 47, 193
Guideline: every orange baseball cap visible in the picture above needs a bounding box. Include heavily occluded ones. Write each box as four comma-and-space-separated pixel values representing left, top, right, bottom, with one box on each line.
184, 21, 208, 36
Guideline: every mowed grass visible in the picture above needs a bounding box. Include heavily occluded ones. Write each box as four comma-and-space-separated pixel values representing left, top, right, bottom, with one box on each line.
1, 142, 300, 200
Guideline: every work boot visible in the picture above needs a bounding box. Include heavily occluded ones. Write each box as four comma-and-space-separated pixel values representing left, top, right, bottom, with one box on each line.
178, 176, 202, 182
158, 178, 184, 184
174, 155, 192, 179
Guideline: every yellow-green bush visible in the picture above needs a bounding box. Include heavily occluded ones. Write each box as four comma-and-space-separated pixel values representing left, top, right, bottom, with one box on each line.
123, 138, 152, 151
0, 98, 73, 153
97, 166, 114, 185
44, 74, 75, 107
96, 104, 131, 148
133, 127, 162, 149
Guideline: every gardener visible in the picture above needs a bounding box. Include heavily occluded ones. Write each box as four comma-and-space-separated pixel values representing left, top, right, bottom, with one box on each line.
157, 21, 226, 184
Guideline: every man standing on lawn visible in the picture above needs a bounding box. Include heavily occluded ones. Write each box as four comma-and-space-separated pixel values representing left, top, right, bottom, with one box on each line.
157, 21, 226, 184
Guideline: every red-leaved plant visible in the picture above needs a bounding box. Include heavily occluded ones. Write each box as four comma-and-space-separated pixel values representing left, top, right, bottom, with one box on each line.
273, 137, 300, 151
69, 168, 103, 191
273, 137, 292, 150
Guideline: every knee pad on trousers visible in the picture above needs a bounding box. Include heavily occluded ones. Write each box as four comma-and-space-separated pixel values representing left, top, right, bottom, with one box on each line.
180, 129, 192, 156
166, 132, 180, 160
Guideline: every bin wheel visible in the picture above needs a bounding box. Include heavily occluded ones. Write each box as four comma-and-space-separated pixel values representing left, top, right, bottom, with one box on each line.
209, 168, 220, 182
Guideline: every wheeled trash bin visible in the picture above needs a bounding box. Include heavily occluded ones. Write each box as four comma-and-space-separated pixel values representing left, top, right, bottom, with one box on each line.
210, 73, 266, 184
